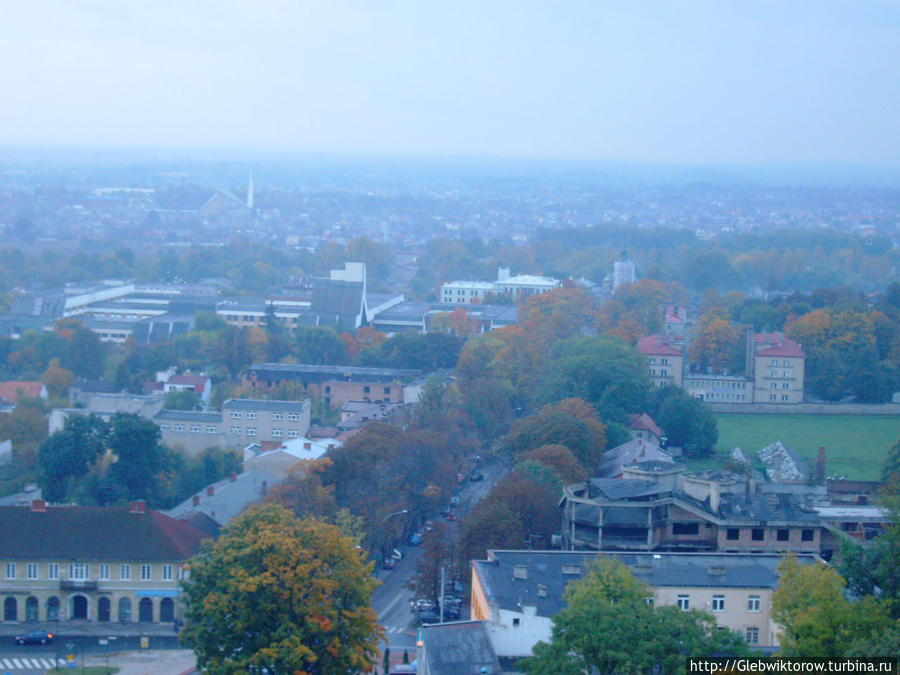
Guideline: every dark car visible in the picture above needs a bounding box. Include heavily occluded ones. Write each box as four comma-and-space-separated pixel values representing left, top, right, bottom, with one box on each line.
382, 558, 397, 570
15, 630, 53, 645
417, 610, 442, 625
444, 512, 457, 521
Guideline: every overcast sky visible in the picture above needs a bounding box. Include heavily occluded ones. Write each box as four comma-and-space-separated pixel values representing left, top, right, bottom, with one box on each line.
2, 1, 898, 163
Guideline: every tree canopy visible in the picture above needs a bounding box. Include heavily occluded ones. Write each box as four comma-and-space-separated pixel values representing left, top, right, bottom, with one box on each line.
181, 504, 382, 674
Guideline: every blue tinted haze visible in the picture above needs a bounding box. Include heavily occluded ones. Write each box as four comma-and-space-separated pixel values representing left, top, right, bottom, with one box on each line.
1, 1, 898, 163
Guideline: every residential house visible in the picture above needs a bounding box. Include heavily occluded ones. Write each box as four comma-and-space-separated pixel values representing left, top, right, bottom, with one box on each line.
0, 500, 209, 625
417, 621, 502, 675
470, 550, 815, 657
165, 470, 279, 528
0, 381, 48, 403
162, 373, 212, 409
628, 413, 665, 446
243, 436, 339, 479
748, 333, 805, 404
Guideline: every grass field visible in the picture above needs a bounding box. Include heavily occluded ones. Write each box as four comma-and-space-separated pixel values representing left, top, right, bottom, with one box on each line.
707, 414, 900, 481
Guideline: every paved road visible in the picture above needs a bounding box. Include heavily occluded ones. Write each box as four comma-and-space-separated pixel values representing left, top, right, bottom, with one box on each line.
0, 647, 67, 674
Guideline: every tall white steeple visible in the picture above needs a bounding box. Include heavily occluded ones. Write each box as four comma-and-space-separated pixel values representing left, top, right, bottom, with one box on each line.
247, 172, 254, 209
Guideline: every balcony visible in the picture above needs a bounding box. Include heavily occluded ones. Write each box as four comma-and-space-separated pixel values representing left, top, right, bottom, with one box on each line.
60, 580, 98, 591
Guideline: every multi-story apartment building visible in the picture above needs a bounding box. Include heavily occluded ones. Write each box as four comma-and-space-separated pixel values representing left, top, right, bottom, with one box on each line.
243, 364, 419, 409
0, 500, 208, 625
748, 333, 805, 404
470, 550, 815, 656
440, 267, 561, 304
222, 398, 311, 446
636, 335, 685, 388
155, 410, 225, 455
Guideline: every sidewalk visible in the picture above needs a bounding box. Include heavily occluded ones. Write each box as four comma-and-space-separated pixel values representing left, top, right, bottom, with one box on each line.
81, 649, 197, 675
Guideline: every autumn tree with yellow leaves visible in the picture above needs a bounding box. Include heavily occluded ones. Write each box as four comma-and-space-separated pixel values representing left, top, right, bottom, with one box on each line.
180, 504, 382, 674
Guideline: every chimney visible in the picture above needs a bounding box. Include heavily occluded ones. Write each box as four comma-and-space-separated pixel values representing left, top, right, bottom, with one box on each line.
31, 499, 47, 512
709, 482, 720, 513
816, 447, 826, 485
303, 442, 312, 450
192, 495, 200, 507
230, 472, 237, 482
130, 499, 147, 514
207, 486, 215, 497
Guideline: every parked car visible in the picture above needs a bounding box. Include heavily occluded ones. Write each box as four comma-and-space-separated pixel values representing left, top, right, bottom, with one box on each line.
411, 598, 436, 612
382, 558, 397, 570
15, 630, 53, 645
444, 512, 457, 521
417, 610, 442, 625
469, 472, 484, 482
449, 495, 461, 506
410, 532, 424, 546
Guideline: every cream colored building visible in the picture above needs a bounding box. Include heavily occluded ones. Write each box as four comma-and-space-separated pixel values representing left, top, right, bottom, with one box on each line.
0, 500, 208, 625
637, 335, 685, 389
470, 550, 815, 658
748, 333, 805, 404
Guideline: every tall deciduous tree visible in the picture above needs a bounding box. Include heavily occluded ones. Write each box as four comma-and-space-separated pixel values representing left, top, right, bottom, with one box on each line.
38, 414, 108, 502
108, 413, 166, 501
181, 504, 382, 674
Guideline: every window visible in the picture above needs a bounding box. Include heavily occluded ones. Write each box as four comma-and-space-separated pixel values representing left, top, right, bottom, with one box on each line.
745, 627, 759, 644
672, 523, 699, 535
120, 564, 131, 581
801, 529, 815, 542
363, 386, 370, 393
770, 382, 777, 389
48, 563, 59, 580
230, 411, 242, 419
162, 565, 173, 581
229, 426, 241, 435
288, 413, 300, 421
141, 565, 152, 581
272, 429, 283, 437
99, 564, 110, 581
752, 528, 765, 541
776, 529, 790, 541
287, 430, 299, 438
174, 424, 185, 432
782, 395, 789, 401
782, 382, 790, 389
712, 595, 725, 612
512, 617, 520, 626
677, 595, 690, 611
770, 394, 777, 401
206, 425, 218, 433
384, 386, 391, 394
748, 595, 761, 612
189, 425, 201, 433
159, 424, 170, 431
726, 528, 740, 541
27, 563, 38, 580
5, 562, 15, 579
784, 360, 790, 366
246, 427, 257, 436
246, 411, 258, 419
272, 412, 283, 420
69, 563, 89, 580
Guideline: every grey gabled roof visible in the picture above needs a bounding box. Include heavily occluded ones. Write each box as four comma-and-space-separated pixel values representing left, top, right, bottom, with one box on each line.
474, 550, 816, 619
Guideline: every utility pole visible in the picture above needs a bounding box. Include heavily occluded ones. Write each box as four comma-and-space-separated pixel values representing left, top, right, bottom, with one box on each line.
439, 565, 445, 624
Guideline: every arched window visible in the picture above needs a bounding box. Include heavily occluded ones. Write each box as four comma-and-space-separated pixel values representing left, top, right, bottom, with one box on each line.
138, 597, 153, 623
160, 597, 175, 622
46, 596, 60, 621
3, 597, 16, 622
71, 595, 88, 620
25, 597, 38, 622
98, 597, 111, 622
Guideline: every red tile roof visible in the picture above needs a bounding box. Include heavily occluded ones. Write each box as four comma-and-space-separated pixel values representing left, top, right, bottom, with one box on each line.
0, 504, 210, 561
167, 375, 209, 393
629, 413, 664, 439
637, 335, 684, 356
0, 381, 44, 402
752, 333, 804, 358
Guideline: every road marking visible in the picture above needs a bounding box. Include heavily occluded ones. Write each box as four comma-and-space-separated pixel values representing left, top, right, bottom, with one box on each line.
1, 659, 12, 669
11, 658, 23, 669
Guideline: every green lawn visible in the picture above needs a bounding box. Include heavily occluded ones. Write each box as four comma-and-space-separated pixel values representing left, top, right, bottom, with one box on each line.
705, 414, 900, 481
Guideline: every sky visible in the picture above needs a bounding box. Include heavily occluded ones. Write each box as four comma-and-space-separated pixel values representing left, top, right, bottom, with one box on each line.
1, 1, 899, 163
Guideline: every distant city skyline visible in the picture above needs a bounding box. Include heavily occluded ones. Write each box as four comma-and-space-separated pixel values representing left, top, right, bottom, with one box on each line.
2, 1, 899, 164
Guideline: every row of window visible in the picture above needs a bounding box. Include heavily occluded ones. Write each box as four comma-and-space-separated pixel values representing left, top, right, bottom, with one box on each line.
159, 424, 219, 434
3, 595, 176, 623
227, 427, 300, 438
688, 380, 748, 389
769, 394, 791, 401
769, 359, 794, 367
674, 594, 761, 613
229, 411, 302, 421
648, 357, 670, 365
5, 562, 175, 581
324, 385, 391, 395
724, 527, 816, 542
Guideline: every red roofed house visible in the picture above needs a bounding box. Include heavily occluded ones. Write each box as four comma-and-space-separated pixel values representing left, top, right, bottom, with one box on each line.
163, 373, 212, 409
748, 333, 805, 404
0, 381, 47, 403
629, 413, 665, 445
636, 335, 685, 389
0, 500, 210, 625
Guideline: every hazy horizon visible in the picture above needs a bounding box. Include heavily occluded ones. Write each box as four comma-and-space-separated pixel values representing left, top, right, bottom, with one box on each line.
3, 1, 899, 164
